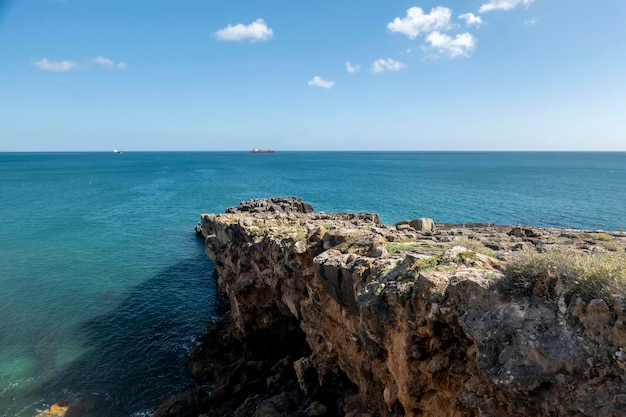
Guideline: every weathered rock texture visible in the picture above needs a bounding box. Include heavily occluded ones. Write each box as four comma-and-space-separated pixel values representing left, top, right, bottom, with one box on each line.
182, 197, 626, 417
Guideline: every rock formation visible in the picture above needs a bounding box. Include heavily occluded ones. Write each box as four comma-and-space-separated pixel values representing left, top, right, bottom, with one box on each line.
35, 402, 69, 417
162, 197, 626, 417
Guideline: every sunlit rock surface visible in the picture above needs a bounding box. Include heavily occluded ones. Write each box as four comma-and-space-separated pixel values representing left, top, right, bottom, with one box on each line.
163, 197, 626, 417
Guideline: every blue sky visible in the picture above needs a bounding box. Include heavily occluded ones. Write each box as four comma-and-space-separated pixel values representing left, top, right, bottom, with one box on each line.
1, 0, 625, 151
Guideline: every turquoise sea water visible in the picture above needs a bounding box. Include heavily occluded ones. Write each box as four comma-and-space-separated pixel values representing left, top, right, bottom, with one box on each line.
1, 151, 625, 416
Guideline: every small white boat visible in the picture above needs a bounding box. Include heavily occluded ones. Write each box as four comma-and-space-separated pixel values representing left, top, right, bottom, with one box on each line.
113, 149, 123, 154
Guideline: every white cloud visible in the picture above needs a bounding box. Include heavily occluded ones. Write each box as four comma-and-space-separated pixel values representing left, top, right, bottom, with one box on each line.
308, 76, 335, 89
35, 56, 127, 72
215, 18, 274, 42
426, 31, 476, 58
34, 58, 78, 72
524, 16, 540, 25
371, 58, 406, 73
459, 13, 483, 27
479, 0, 534, 13
94, 56, 126, 69
387, 6, 451, 39
346, 62, 360, 74
94, 56, 114, 67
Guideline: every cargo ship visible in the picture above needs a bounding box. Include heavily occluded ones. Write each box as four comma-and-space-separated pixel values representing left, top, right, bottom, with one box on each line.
251, 148, 275, 153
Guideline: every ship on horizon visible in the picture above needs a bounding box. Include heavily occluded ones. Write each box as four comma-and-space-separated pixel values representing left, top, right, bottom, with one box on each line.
251, 148, 275, 153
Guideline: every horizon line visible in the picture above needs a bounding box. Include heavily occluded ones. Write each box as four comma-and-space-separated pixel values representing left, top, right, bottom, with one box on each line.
2, 150, 626, 153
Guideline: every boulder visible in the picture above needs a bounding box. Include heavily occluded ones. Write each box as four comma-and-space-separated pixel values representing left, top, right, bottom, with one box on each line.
226, 197, 313, 214
409, 218, 435, 233
35, 402, 69, 417
508, 227, 540, 238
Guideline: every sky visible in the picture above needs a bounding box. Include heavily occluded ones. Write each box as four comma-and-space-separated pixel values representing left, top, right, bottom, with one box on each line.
1, 0, 625, 151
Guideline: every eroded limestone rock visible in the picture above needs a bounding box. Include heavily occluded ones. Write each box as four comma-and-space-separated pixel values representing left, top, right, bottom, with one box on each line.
174, 198, 626, 417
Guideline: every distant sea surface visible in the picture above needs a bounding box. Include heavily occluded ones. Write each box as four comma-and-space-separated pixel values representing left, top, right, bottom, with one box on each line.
1, 151, 625, 416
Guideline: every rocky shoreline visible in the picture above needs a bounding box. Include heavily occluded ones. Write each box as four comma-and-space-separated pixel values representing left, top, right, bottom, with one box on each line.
155, 197, 626, 417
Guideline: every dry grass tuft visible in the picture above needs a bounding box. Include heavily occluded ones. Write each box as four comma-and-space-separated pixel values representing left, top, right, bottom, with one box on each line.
595, 232, 614, 242
499, 249, 626, 301
449, 237, 496, 257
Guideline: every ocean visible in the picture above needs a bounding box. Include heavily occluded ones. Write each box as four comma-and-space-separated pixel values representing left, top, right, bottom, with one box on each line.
1, 151, 625, 416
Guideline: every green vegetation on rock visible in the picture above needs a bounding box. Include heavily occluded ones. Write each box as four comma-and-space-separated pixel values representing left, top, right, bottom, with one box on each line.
385, 239, 440, 253
410, 256, 442, 271
499, 249, 626, 302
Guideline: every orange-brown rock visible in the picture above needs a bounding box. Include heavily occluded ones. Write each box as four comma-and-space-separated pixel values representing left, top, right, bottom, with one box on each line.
182, 197, 626, 417
35, 402, 69, 417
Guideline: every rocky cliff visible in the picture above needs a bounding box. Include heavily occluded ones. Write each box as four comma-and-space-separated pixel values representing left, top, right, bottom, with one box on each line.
165, 197, 626, 417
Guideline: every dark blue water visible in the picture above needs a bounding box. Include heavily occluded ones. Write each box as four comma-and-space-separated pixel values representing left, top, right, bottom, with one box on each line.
1, 151, 625, 416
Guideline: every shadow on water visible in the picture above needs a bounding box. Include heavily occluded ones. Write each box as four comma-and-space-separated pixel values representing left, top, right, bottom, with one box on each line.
22, 239, 218, 417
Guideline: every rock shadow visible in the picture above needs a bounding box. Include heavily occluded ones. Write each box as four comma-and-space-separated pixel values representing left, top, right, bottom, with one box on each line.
25, 238, 218, 417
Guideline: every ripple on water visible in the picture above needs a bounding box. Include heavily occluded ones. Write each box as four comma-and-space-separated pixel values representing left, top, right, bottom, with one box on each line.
2, 151, 626, 416
0, 355, 36, 388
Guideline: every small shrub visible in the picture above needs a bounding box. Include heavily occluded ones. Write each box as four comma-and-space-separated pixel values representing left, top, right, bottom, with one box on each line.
499, 249, 626, 301
398, 286, 413, 302
430, 279, 449, 302
374, 283, 385, 297
295, 228, 307, 242
410, 256, 442, 271
452, 250, 478, 264
596, 233, 614, 242
373, 265, 394, 281
600, 240, 621, 252
396, 273, 409, 281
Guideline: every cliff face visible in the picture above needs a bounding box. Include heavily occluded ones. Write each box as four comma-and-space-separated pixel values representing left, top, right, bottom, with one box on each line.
188, 197, 626, 417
